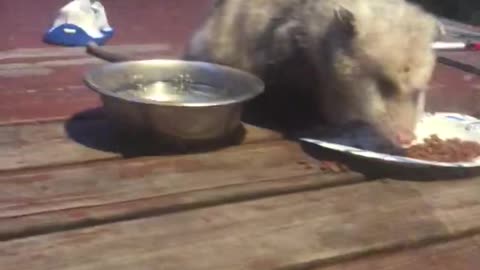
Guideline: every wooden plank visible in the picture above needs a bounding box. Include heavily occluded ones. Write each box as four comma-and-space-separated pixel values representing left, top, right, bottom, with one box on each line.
437, 53, 480, 76
317, 236, 480, 270
0, 117, 282, 171
426, 63, 480, 116
0, 59, 99, 123
0, 46, 179, 124
1, 178, 480, 269
0, 140, 363, 240
438, 52, 480, 70
0, 0, 211, 50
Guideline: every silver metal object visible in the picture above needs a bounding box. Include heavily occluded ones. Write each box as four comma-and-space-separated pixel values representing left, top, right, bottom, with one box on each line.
432, 41, 467, 50
84, 59, 264, 146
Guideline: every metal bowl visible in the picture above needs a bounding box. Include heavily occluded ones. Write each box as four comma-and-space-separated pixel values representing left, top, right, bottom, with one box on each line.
84, 59, 264, 146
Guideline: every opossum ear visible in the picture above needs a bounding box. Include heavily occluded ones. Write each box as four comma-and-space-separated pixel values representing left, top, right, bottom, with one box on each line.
334, 6, 356, 38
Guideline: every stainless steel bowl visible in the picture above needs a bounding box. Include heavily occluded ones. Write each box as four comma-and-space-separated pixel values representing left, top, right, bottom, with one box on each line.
84, 59, 264, 146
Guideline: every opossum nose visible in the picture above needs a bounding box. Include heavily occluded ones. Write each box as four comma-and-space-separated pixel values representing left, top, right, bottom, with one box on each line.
394, 129, 415, 146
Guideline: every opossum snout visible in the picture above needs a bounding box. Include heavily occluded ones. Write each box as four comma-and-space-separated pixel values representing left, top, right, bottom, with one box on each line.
377, 100, 420, 146
392, 127, 416, 146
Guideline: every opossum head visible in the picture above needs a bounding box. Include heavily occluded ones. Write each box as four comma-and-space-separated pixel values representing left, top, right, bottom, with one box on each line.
319, 4, 439, 145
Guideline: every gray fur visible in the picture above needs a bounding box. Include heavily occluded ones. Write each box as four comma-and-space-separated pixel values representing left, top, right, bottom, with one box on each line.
184, 0, 440, 143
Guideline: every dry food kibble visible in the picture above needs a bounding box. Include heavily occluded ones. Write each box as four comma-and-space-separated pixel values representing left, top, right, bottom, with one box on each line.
404, 135, 480, 162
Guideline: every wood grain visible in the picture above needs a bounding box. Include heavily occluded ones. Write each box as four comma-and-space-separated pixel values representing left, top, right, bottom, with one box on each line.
0, 140, 363, 239
0, 118, 283, 172
0, 44, 172, 61
0, 50, 179, 124
427, 64, 480, 116
318, 236, 480, 270
1, 178, 480, 269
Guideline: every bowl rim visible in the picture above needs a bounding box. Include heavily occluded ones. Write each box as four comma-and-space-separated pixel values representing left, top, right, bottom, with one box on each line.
83, 59, 265, 108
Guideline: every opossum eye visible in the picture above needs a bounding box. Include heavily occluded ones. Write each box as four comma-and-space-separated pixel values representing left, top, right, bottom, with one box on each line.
377, 77, 396, 98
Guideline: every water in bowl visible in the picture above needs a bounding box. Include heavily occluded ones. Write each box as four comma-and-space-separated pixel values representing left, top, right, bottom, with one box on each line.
114, 76, 230, 104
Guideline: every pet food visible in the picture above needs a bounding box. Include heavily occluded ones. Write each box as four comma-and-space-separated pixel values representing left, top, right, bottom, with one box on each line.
404, 135, 480, 162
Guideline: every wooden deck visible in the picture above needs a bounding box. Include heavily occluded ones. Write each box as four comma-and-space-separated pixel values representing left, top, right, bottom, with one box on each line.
1, 1, 480, 269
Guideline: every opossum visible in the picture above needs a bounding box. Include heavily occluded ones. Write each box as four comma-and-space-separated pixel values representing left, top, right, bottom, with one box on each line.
183, 0, 441, 145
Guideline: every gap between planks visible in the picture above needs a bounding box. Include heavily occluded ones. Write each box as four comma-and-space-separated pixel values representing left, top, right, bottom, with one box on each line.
0, 173, 366, 241
0, 139, 366, 240
437, 56, 480, 76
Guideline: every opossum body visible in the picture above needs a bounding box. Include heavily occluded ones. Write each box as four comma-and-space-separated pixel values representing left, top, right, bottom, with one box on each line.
184, 0, 439, 142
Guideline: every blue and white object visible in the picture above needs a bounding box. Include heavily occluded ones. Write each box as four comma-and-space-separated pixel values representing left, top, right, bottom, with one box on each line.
44, 0, 114, 47
300, 113, 480, 168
